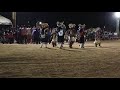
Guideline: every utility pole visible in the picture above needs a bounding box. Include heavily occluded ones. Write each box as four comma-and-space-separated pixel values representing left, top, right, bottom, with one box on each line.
116, 19, 119, 37
114, 12, 120, 37
12, 12, 16, 28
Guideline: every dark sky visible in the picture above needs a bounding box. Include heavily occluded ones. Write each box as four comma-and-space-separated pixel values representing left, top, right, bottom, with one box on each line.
0, 12, 116, 31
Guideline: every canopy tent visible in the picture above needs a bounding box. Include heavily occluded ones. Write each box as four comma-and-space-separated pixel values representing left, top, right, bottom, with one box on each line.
0, 15, 12, 25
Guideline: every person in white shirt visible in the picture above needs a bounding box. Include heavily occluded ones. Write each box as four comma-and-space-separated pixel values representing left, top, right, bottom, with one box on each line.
32, 26, 36, 44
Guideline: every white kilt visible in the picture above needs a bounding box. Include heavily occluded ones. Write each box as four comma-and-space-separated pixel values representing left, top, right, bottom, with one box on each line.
71, 37, 75, 42
68, 36, 75, 42
94, 40, 101, 44
52, 38, 57, 42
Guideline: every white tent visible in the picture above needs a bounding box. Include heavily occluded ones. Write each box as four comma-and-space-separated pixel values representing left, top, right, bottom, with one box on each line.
0, 15, 12, 25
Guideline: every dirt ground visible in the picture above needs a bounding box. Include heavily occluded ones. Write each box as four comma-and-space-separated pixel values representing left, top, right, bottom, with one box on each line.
0, 40, 120, 78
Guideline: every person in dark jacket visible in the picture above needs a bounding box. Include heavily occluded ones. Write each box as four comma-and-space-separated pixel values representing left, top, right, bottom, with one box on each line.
34, 29, 40, 44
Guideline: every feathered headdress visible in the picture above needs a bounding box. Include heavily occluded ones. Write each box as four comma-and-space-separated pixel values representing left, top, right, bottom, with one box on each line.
41, 23, 49, 28
56, 21, 64, 27
78, 24, 86, 28
52, 28, 57, 33
68, 23, 76, 29
95, 27, 101, 32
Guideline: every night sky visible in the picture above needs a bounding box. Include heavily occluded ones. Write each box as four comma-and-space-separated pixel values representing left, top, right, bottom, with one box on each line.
0, 12, 116, 31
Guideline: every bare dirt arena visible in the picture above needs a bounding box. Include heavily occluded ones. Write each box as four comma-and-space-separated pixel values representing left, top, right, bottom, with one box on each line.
0, 40, 120, 78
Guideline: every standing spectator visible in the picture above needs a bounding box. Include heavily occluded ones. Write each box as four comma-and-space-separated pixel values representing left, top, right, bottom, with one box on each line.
32, 26, 36, 44
8, 30, 14, 44
21, 26, 27, 44
34, 29, 40, 44
27, 27, 32, 44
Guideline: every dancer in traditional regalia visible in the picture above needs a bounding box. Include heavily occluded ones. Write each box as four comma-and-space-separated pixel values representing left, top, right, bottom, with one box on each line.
94, 27, 102, 47
78, 24, 86, 48
51, 28, 57, 47
56, 21, 66, 49
40, 23, 49, 48
67, 23, 76, 48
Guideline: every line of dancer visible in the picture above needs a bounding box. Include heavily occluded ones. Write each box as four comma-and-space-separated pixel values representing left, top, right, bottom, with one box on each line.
37, 21, 102, 49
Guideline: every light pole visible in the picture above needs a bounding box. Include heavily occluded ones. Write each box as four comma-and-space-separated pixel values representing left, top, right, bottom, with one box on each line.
114, 12, 120, 37
12, 12, 16, 28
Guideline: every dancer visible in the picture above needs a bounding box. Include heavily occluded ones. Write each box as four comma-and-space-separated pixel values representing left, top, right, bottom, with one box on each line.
78, 24, 86, 48
68, 23, 76, 48
40, 23, 49, 48
94, 27, 102, 47
51, 28, 57, 47
56, 21, 66, 49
